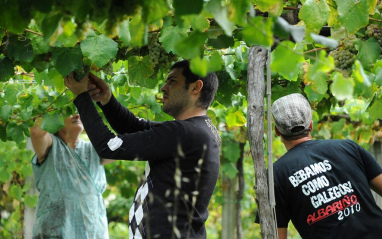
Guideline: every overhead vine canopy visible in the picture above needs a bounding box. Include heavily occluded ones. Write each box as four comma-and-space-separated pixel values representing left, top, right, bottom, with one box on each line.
0, 0, 382, 143
2, 1, 382, 238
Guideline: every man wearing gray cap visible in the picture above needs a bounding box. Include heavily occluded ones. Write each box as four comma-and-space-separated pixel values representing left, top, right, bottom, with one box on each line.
271, 93, 382, 239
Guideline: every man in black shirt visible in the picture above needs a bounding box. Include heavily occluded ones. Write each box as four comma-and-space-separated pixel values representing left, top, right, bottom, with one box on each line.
270, 93, 382, 239
64, 60, 221, 239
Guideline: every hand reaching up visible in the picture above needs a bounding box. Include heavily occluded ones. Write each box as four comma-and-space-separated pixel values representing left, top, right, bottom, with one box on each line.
64, 72, 89, 96
87, 72, 112, 105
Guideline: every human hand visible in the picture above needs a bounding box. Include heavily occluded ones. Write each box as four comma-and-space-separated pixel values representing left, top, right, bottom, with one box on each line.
64, 72, 89, 96
87, 72, 112, 105
30, 116, 47, 137
33, 116, 43, 127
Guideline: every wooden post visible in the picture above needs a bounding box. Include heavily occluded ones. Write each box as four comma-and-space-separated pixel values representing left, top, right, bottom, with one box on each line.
247, 46, 278, 238
221, 174, 238, 239
24, 138, 38, 239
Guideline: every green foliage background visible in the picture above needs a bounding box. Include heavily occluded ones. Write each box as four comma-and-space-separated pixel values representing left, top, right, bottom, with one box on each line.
1, 0, 382, 238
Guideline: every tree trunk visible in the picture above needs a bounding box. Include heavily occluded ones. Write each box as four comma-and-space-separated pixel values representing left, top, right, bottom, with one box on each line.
236, 143, 245, 239
221, 143, 245, 239
221, 174, 237, 239
247, 46, 277, 239
25, 138, 38, 239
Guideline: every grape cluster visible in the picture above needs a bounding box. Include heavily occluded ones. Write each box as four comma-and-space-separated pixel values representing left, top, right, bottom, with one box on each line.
73, 65, 90, 82
365, 24, 382, 47
102, 61, 114, 75
329, 35, 357, 77
74, 21, 92, 40
148, 33, 178, 71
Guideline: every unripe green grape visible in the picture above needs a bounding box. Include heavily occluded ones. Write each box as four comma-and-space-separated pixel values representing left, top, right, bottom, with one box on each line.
366, 24, 382, 47
329, 36, 357, 77
102, 61, 114, 75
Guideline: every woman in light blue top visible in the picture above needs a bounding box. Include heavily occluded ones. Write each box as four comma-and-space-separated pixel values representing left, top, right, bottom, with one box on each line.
30, 115, 114, 239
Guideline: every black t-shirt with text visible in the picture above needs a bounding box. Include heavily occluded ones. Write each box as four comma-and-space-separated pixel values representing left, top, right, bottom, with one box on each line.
274, 139, 382, 239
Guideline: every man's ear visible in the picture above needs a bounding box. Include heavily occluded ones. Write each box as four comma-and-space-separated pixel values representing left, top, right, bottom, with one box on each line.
191, 80, 203, 94
275, 126, 281, 136
309, 121, 313, 132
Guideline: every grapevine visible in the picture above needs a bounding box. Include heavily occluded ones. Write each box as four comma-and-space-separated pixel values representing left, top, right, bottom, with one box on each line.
73, 65, 90, 81
365, 23, 382, 47
74, 21, 93, 40
101, 61, 114, 75
329, 35, 357, 77
148, 33, 178, 71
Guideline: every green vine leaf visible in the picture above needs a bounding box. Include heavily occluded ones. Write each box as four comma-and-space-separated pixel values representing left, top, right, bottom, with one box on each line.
221, 162, 239, 179
174, 31, 207, 59
353, 60, 371, 87
185, 15, 210, 32
0, 57, 14, 82
206, 0, 235, 36
0, 105, 12, 123
305, 51, 332, 99
24, 194, 38, 208
271, 41, 304, 81
41, 113, 64, 133
128, 15, 148, 47
190, 57, 208, 77
112, 74, 128, 87
330, 72, 355, 101
0, 1, 30, 34
127, 56, 154, 86
207, 35, 235, 49
271, 82, 301, 102
4, 83, 23, 106
81, 31, 118, 68
6, 122, 26, 143
7, 35, 34, 63
51, 45, 83, 77
9, 184, 22, 200
173, 0, 203, 16
299, 0, 330, 32
242, 16, 273, 48
229, 0, 252, 26
335, 0, 369, 34
142, 0, 170, 23
49, 68, 66, 91
225, 110, 246, 127
356, 37, 381, 71
304, 84, 325, 103
208, 51, 223, 73
222, 55, 238, 80
254, 0, 283, 17
34, 85, 48, 100
160, 25, 188, 54
41, 11, 64, 44
0, 167, 12, 183
118, 20, 131, 46
367, 94, 382, 120
20, 110, 32, 122
28, 33, 50, 55
222, 140, 240, 162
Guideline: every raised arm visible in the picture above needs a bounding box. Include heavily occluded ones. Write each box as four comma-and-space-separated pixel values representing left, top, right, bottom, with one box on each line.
101, 158, 115, 165
278, 228, 287, 239
370, 174, 382, 197
30, 117, 53, 164
88, 73, 154, 134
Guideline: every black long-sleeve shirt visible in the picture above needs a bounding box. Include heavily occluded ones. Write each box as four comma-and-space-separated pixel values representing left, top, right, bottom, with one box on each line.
74, 92, 221, 239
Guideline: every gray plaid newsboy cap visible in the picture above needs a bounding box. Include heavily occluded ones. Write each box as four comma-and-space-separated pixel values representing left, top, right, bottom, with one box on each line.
272, 93, 312, 136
